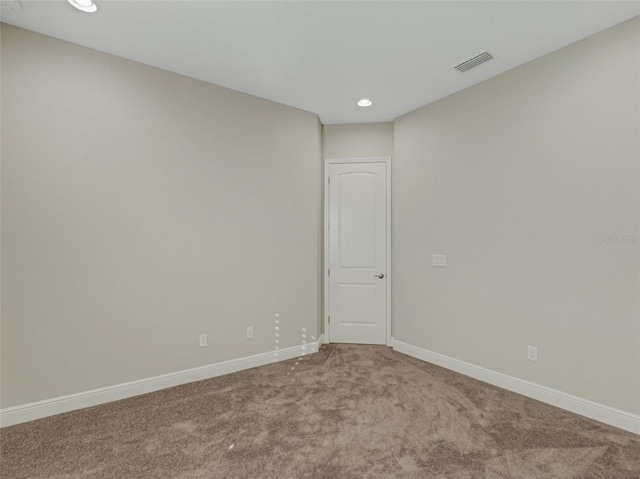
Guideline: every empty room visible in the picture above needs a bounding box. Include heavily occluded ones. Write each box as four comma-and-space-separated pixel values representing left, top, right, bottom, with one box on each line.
1, 1, 639, 478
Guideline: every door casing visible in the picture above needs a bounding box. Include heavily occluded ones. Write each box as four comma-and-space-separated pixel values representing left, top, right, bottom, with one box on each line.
323, 157, 392, 346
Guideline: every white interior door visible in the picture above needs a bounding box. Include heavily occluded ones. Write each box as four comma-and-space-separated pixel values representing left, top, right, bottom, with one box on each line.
327, 161, 388, 345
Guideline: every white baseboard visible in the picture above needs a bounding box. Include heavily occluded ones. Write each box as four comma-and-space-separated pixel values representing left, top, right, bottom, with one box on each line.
0, 341, 319, 428
392, 339, 640, 435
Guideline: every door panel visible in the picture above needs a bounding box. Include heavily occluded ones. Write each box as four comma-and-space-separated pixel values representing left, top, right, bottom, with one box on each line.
329, 162, 387, 345
338, 172, 377, 268
338, 284, 376, 324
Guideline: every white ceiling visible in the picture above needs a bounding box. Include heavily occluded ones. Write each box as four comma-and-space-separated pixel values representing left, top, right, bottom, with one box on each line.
1, 1, 638, 124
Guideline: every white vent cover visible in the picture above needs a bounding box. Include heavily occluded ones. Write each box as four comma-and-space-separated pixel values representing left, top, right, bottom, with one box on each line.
455, 52, 493, 72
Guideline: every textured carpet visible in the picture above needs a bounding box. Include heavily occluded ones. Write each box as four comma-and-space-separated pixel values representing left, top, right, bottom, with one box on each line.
1, 344, 638, 478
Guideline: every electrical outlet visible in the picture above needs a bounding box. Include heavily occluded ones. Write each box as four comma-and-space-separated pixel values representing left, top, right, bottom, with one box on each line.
246, 326, 254, 339
527, 345, 538, 362
199, 334, 207, 347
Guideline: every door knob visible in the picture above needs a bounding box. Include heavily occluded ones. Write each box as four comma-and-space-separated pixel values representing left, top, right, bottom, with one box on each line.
374, 274, 385, 279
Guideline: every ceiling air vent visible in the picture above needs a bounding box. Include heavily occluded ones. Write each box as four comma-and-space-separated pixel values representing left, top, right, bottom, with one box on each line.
455, 52, 493, 72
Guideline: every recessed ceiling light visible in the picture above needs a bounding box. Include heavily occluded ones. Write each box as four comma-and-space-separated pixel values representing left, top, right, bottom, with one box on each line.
357, 99, 373, 107
68, 0, 97, 13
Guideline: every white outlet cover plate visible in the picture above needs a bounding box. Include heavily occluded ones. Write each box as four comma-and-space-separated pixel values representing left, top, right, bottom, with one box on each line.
432, 254, 447, 267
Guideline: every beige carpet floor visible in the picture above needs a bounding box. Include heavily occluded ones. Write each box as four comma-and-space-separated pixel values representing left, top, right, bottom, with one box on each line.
1, 344, 639, 478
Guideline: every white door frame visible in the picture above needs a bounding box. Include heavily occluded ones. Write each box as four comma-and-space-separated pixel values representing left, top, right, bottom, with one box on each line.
323, 157, 392, 346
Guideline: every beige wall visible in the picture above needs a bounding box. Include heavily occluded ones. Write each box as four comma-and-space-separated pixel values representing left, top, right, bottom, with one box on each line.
393, 18, 640, 414
0, 25, 322, 408
323, 123, 394, 159
3, 17, 638, 417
